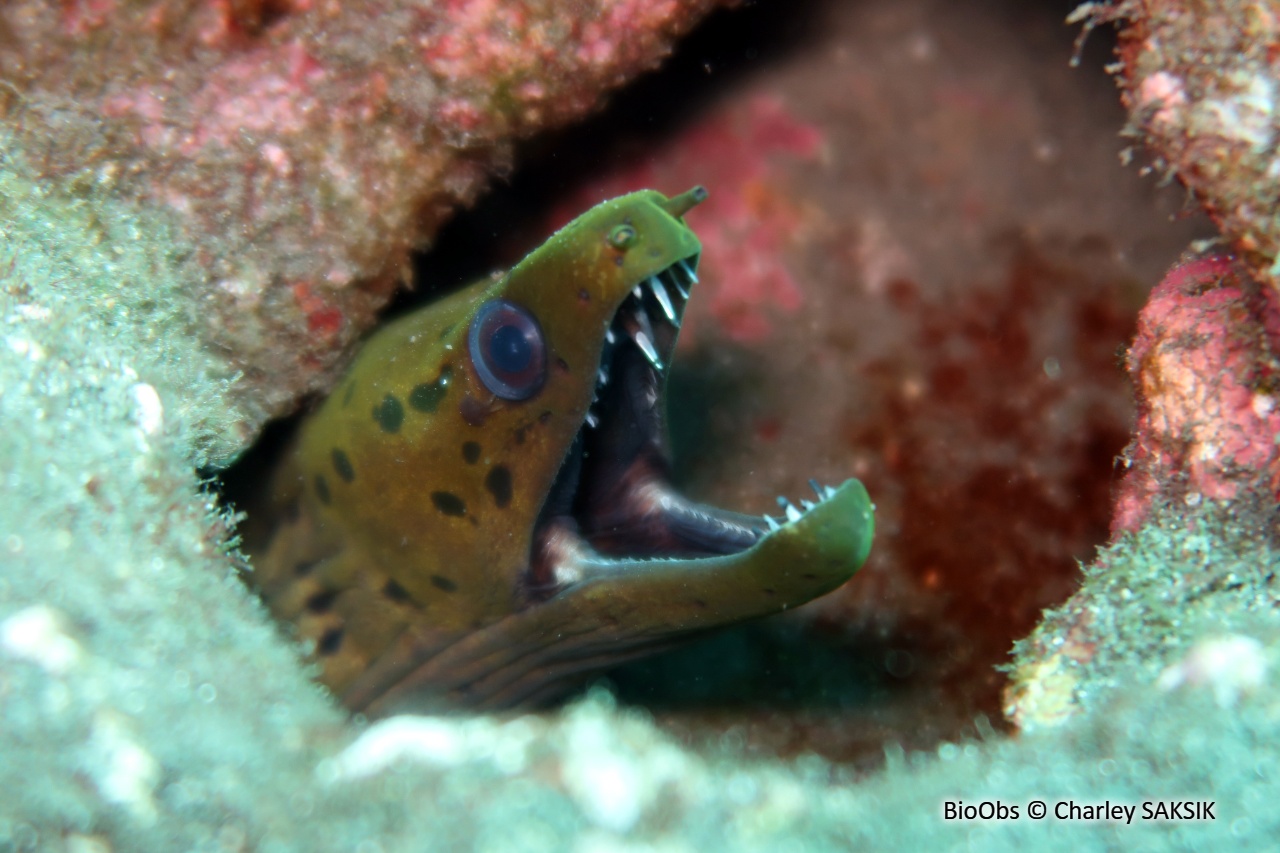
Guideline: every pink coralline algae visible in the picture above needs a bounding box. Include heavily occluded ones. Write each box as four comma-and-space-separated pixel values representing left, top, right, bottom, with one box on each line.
0, 0, 727, 446
552, 96, 825, 342
1112, 254, 1280, 534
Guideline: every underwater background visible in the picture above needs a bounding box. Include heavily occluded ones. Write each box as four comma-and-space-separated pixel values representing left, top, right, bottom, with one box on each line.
2, 0, 1278, 849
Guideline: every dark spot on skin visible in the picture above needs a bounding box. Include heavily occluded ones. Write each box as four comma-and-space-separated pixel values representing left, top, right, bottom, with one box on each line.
513, 425, 528, 445
802, 573, 817, 580
459, 395, 489, 427
409, 366, 453, 413
409, 382, 445, 413
763, 588, 776, 596
439, 322, 456, 340
294, 559, 319, 577
306, 589, 338, 613
373, 393, 404, 433
485, 465, 513, 508
539, 411, 552, 425
283, 500, 300, 523
431, 574, 458, 592
693, 599, 709, 609
331, 449, 355, 482
317, 627, 343, 656
578, 289, 590, 303
431, 491, 466, 516
383, 579, 412, 603
462, 441, 481, 464
314, 474, 331, 505
614, 255, 624, 267
342, 382, 356, 408
555, 357, 570, 374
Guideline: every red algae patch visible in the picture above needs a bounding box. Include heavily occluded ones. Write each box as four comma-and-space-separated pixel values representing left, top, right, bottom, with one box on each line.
1112, 254, 1280, 534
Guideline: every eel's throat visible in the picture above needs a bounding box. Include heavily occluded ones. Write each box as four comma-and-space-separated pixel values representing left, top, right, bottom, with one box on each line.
528, 256, 772, 596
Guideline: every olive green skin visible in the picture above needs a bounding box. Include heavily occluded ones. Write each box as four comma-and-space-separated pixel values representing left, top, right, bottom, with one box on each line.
251, 189, 875, 713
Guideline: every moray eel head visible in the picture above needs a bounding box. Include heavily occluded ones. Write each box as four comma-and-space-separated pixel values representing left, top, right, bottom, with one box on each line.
251, 187, 874, 713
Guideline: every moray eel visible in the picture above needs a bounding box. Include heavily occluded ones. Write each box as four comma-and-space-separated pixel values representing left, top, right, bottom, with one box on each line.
250, 187, 875, 714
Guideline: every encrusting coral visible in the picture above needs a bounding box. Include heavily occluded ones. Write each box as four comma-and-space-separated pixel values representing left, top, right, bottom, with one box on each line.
1007, 2, 1280, 730
0, 0, 728, 459
1077, 1, 1280, 289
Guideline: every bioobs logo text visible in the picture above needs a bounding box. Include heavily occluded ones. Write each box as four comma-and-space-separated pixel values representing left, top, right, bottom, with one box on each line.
942, 801, 1019, 821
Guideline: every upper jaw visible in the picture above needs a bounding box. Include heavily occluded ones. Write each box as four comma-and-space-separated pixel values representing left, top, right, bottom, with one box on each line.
587, 256, 699, 425
525, 255, 702, 593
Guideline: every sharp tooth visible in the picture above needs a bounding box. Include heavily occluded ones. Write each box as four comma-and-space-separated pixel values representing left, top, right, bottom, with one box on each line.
606, 329, 616, 344
648, 276, 678, 323
635, 303, 655, 339
825, 485, 837, 499
585, 412, 599, 428
597, 368, 608, 386
620, 306, 664, 370
801, 499, 816, 511
679, 259, 699, 284
809, 479, 824, 500
765, 516, 781, 531
634, 330, 662, 370
633, 285, 644, 299
776, 496, 803, 522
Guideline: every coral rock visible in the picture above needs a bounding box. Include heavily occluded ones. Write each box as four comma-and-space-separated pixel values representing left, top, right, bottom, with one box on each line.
1112, 254, 1280, 534
0, 0, 727, 458
1094, 1, 1280, 289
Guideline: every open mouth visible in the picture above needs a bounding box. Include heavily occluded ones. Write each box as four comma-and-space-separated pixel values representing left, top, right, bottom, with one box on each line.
257, 188, 872, 715
346, 249, 871, 714
528, 254, 841, 597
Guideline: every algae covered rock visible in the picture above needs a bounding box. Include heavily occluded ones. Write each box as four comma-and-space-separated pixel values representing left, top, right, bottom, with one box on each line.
1085, 0, 1280, 291
0, 0, 728, 455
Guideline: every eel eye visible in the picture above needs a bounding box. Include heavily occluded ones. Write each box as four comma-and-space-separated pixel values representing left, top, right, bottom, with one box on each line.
607, 224, 637, 250
468, 299, 546, 401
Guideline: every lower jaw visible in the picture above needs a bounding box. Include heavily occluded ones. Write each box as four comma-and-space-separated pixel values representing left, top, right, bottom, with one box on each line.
359, 477, 874, 713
